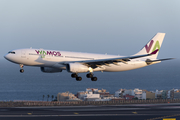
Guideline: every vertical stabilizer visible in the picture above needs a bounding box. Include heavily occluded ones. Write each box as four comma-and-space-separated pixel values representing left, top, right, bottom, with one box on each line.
135, 33, 165, 59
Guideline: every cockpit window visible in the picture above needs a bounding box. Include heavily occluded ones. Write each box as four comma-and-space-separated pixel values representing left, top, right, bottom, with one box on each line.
8, 51, 15, 54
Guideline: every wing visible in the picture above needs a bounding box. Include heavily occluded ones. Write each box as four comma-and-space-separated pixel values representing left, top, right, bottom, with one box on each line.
61, 49, 159, 68
81, 49, 159, 68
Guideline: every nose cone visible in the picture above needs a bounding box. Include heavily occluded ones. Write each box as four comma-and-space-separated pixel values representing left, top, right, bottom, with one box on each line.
4, 54, 8, 60
4, 50, 18, 64
4, 54, 12, 62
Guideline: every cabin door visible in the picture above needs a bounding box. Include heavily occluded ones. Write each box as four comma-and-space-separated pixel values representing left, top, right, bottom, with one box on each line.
21, 50, 26, 58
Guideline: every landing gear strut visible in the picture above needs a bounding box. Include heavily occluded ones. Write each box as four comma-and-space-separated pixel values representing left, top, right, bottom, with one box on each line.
71, 73, 82, 81
86, 73, 97, 81
19, 64, 24, 73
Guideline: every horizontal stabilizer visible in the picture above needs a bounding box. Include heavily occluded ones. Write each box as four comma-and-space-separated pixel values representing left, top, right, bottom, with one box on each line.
146, 58, 175, 65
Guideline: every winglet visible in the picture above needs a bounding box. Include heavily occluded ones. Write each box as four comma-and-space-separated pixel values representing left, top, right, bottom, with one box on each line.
150, 49, 159, 55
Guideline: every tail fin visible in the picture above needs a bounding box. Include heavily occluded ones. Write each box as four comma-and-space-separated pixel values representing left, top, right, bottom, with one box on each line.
135, 33, 165, 59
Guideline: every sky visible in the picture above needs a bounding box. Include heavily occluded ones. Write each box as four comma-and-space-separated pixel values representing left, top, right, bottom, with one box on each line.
1, 0, 180, 60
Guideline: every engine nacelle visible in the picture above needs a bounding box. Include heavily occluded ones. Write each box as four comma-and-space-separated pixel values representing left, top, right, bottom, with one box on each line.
66, 63, 89, 73
40, 67, 62, 73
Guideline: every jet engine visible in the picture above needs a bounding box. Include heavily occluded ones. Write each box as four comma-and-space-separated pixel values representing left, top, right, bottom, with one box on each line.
66, 63, 89, 73
40, 67, 62, 73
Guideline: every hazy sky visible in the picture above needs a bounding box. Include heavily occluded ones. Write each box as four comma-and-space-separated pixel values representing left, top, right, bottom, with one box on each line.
1, 0, 180, 60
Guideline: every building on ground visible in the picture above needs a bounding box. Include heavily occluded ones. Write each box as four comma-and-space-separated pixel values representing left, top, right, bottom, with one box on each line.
123, 94, 134, 100
142, 90, 155, 100
115, 89, 124, 98
174, 89, 180, 99
77, 88, 112, 101
57, 92, 81, 101
84, 91, 100, 101
154, 90, 163, 99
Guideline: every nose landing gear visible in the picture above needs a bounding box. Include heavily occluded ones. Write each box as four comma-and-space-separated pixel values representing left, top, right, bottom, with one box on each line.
19, 64, 24, 73
20, 69, 24, 73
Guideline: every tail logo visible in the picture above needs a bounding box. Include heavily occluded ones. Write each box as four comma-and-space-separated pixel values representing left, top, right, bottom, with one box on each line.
152, 41, 160, 53
145, 40, 154, 53
145, 40, 160, 53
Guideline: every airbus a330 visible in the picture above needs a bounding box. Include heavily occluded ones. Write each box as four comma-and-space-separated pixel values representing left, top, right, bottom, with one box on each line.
4, 33, 173, 81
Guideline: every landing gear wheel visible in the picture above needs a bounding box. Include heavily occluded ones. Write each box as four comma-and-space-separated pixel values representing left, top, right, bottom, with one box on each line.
20, 69, 24, 73
86, 73, 93, 78
71, 73, 78, 78
76, 77, 82, 81
91, 77, 97, 81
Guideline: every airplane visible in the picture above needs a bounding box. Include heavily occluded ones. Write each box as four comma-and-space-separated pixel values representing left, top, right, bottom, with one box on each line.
4, 33, 173, 81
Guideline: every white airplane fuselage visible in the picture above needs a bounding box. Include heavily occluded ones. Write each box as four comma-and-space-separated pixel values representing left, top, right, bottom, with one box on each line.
4, 48, 149, 72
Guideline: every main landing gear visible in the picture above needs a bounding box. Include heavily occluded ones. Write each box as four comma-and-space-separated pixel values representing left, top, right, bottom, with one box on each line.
71, 73, 98, 81
19, 64, 24, 73
71, 73, 82, 81
86, 73, 97, 81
